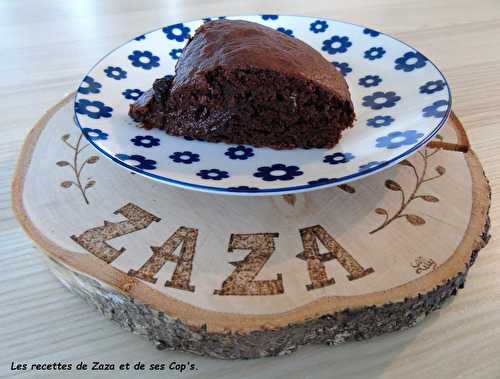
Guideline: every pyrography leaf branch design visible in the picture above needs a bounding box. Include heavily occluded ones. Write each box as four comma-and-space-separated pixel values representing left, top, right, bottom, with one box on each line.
56, 133, 99, 204
370, 140, 445, 234
338, 184, 356, 194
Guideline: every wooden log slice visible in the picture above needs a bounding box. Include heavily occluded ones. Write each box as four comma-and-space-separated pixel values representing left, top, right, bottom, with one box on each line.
12, 93, 491, 359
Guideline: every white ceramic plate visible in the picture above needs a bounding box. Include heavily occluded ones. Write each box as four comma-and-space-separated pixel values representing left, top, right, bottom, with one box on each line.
73, 15, 451, 195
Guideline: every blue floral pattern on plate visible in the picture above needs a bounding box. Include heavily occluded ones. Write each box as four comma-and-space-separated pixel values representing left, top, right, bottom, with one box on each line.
359, 161, 386, 172
261, 15, 278, 20
332, 61, 352, 76
78, 76, 102, 94
376, 130, 424, 149
254, 164, 303, 181
82, 128, 108, 141
225, 145, 254, 160
395, 51, 427, 72
323, 152, 355, 165
128, 50, 160, 70
322, 36, 352, 54
362, 91, 401, 109
170, 151, 200, 164
310, 20, 328, 33
277, 27, 294, 37
202, 16, 226, 23
308, 178, 337, 185
422, 100, 449, 118
122, 89, 144, 100
162, 23, 190, 42
75, 99, 113, 119
420, 80, 445, 94
366, 115, 395, 128
363, 28, 380, 37
104, 66, 127, 80
131, 135, 160, 148
359, 75, 382, 88
169, 48, 183, 60
364, 47, 386, 60
74, 15, 451, 196
115, 154, 157, 170
228, 186, 259, 192
197, 169, 229, 180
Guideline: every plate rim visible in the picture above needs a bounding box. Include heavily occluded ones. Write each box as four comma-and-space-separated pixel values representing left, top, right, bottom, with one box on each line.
73, 14, 452, 196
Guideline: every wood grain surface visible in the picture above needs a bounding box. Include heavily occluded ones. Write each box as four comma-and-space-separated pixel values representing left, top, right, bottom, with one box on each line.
1, 0, 499, 377
11, 94, 491, 359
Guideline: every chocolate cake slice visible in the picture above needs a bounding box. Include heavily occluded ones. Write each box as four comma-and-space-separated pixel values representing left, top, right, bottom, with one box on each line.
130, 19, 355, 149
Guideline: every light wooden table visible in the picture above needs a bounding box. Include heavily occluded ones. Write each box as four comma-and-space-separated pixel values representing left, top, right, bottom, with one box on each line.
1, 0, 499, 377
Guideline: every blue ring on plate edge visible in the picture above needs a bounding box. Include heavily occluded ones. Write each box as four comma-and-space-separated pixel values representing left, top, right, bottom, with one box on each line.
73, 15, 452, 196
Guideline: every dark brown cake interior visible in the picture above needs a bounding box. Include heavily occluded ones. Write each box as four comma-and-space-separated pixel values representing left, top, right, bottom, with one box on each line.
130, 20, 355, 149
